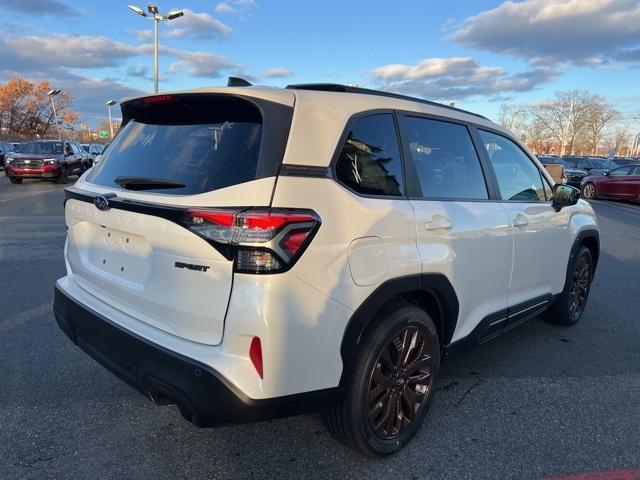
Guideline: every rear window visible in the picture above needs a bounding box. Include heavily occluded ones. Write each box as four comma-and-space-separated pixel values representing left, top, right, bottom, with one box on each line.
87, 95, 289, 195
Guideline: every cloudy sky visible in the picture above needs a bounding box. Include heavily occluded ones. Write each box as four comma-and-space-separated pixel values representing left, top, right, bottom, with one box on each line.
1, 0, 639, 127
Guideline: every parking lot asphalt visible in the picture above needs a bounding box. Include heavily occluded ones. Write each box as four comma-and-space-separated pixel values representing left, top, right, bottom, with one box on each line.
1, 175, 639, 480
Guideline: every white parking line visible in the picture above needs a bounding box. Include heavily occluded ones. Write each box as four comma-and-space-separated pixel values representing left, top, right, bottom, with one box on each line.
0, 189, 61, 204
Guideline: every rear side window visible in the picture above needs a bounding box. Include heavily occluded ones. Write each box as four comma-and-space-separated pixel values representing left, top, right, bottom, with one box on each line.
402, 116, 488, 200
87, 95, 288, 196
478, 130, 547, 202
335, 113, 404, 197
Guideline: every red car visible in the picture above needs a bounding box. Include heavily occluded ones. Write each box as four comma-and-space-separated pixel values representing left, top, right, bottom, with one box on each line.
581, 164, 640, 202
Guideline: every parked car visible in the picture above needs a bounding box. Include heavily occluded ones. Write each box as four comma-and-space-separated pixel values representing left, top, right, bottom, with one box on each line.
4, 140, 89, 184
79, 143, 104, 169
562, 156, 616, 176
53, 83, 599, 457
91, 143, 108, 167
538, 156, 588, 188
581, 164, 640, 202
0, 142, 15, 170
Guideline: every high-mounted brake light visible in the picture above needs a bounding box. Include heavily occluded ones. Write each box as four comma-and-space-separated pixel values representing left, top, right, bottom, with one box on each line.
182, 208, 320, 274
143, 94, 173, 103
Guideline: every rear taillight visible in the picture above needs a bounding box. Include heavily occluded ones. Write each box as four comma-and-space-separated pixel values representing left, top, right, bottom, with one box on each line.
181, 208, 320, 274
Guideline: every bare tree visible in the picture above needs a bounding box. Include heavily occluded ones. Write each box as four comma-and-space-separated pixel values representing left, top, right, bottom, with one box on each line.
605, 126, 631, 156
497, 104, 526, 134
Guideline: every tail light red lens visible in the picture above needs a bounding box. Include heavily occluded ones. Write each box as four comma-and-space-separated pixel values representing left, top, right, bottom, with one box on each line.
249, 336, 263, 379
182, 208, 320, 274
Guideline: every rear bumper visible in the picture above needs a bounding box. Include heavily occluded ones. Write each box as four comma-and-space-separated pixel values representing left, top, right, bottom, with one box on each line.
53, 284, 340, 427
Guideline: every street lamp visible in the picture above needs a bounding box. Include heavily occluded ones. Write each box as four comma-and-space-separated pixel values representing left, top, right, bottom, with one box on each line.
106, 100, 117, 139
47, 89, 62, 140
128, 4, 184, 93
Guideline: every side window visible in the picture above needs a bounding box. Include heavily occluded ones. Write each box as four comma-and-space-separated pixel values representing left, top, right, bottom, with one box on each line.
609, 166, 631, 176
577, 158, 590, 170
335, 113, 404, 197
402, 116, 488, 200
478, 130, 547, 202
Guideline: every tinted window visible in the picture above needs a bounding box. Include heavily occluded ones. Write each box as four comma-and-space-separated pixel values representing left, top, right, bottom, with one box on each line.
403, 117, 487, 200
335, 113, 403, 196
88, 96, 265, 195
608, 166, 632, 176
576, 158, 590, 169
479, 130, 546, 202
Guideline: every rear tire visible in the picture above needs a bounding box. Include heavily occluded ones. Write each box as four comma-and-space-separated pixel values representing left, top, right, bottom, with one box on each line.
543, 246, 594, 326
323, 304, 440, 457
581, 182, 597, 200
9, 177, 22, 184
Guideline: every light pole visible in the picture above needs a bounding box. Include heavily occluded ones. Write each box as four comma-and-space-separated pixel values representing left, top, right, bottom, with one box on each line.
106, 100, 117, 139
48, 89, 62, 140
128, 4, 184, 93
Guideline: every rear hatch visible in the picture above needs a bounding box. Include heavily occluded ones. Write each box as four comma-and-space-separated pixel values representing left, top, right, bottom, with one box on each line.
64, 91, 293, 345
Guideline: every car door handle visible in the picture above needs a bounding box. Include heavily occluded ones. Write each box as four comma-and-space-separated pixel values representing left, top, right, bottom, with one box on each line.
425, 217, 452, 232
512, 215, 529, 228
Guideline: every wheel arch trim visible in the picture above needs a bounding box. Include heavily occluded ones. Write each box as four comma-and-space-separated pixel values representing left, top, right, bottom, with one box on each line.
338, 273, 459, 386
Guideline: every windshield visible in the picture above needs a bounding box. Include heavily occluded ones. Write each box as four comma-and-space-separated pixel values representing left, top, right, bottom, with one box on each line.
17, 141, 63, 155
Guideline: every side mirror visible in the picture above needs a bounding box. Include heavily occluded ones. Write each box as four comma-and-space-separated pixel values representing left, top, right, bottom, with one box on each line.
552, 184, 580, 211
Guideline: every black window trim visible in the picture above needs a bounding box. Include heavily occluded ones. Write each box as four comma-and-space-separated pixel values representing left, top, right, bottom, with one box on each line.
329, 109, 409, 200
471, 125, 556, 204
396, 111, 499, 202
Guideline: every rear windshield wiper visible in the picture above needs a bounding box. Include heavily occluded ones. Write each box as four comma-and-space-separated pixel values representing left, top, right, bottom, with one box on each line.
114, 176, 186, 191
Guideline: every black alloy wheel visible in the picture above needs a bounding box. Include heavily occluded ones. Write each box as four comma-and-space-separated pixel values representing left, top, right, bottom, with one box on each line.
367, 326, 433, 439
568, 254, 591, 322
322, 304, 440, 456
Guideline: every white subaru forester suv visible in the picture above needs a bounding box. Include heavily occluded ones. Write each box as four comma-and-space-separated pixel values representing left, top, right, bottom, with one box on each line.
54, 81, 599, 457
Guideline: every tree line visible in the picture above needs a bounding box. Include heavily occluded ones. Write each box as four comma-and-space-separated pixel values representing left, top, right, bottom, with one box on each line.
497, 90, 639, 157
0, 76, 81, 140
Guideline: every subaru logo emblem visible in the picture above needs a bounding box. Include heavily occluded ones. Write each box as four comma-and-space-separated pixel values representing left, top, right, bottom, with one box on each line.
94, 193, 116, 211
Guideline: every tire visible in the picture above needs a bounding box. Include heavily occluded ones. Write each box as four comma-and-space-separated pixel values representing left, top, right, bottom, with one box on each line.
543, 245, 594, 326
323, 304, 440, 457
56, 168, 68, 184
581, 182, 597, 200
9, 177, 22, 184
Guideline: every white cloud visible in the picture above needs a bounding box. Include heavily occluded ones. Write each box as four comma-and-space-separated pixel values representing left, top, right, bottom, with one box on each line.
167, 8, 232, 39
168, 51, 239, 78
262, 67, 293, 78
371, 57, 556, 100
452, 0, 640, 65
129, 29, 152, 42
0, 34, 147, 68
215, 0, 257, 15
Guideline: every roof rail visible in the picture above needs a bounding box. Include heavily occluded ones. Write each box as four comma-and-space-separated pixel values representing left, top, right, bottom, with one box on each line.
285, 83, 487, 120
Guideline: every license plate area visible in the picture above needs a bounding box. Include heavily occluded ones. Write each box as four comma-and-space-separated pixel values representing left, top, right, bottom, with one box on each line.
84, 225, 153, 286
